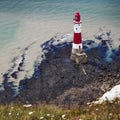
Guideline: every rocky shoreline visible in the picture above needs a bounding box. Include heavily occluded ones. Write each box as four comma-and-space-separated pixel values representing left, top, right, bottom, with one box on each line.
0, 32, 120, 108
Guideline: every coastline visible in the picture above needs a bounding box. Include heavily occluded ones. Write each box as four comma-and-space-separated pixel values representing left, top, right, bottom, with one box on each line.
0, 31, 120, 108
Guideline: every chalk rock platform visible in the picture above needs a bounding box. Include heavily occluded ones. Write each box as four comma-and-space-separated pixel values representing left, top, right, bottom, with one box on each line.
0, 32, 120, 108
18, 37, 120, 107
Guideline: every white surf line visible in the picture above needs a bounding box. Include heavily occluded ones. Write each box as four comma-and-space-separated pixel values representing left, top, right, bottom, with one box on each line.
53, 33, 72, 44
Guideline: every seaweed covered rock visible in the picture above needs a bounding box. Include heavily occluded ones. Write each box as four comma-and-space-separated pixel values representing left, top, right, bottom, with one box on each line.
18, 35, 120, 107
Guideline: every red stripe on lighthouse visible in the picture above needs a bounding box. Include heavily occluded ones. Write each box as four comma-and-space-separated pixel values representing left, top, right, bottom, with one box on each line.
73, 33, 82, 44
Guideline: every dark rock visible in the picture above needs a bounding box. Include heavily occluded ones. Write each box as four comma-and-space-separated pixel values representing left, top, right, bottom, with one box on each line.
16, 39, 120, 108
0, 36, 120, 108
11, 71, 18, 79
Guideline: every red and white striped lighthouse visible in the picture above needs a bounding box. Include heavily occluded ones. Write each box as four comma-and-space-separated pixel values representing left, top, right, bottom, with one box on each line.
73, 12, 82, 50
71, 12, 88, 63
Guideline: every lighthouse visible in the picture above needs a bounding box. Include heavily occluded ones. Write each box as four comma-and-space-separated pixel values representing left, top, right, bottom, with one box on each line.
73, 12, 82, 50
70, 12, 88, 64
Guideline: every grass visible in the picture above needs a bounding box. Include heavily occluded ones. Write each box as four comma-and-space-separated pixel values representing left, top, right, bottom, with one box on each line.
0, 99, 120, 120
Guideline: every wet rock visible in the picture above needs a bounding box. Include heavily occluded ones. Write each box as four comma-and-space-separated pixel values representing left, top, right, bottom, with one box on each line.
11, 71, 18, 79
16, 39, 120, 108
0, 36, 120, 108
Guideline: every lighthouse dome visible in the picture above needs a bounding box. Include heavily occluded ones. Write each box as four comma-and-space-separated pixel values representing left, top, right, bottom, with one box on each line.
73, 12, 81, 24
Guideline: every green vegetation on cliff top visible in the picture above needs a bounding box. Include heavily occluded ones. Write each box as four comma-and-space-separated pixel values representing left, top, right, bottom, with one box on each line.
0, 99, 120, 120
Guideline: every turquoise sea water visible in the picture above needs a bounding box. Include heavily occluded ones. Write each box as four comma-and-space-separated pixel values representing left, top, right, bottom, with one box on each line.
0, 0, 120, 85
0, 0, 120, 47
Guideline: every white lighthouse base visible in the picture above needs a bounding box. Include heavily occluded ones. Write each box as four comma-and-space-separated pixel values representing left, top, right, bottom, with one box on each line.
72, 43, 82, 49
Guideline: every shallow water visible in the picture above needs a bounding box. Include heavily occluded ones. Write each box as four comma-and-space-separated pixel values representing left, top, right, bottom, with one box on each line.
0, 0, 120, 89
